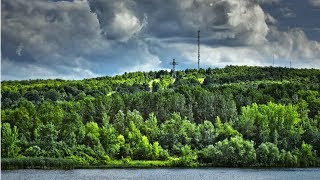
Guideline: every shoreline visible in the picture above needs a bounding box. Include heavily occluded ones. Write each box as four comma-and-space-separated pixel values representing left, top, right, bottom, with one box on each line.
2, 158, 319, 170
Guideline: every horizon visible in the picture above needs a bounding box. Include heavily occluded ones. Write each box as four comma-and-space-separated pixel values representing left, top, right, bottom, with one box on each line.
2, 65, 318, 82
2, 0, 320, 80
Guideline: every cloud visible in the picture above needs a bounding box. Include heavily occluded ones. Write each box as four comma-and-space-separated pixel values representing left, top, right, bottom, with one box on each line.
280, 7, 296, 18
2, 0, 107, 55
88, 0, 146, 42
309, 0, 320, 7
269, 28, 320, 65
156, 24, 320, 69
225, 0, 269, 45
1, 0, 162, 80
93, 39, 162, 75
133, 0, 271, 46
2, 0, 108, 77
1, 57, 100, 80
15, 43, 23, 56
265, 13, 278, 24
1, 0, 320, 80
172, 42, 265, 67
254, 0, 280, 4
139, 0, 320, 68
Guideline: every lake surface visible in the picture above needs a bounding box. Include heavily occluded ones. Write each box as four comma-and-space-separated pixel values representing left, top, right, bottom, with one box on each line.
2, 168, 320, 180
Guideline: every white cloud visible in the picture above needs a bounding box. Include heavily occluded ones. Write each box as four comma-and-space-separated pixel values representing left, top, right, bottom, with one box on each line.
265, 13, 277, 24
2, 0, 108, 56
269, 28, 320, 67
144, 0, 320, 69
115, 40, 162, 74
2, 0, 107, 79
152, 25, 320, 69
16, 43, 23, 56
309, 0, 320, 7
168, 42, 265, 68
226, 0, 269, 45
88, 0, 146, 42
153, 0, 271, 45
109, 3, 146, 42
1, 57, 100, 81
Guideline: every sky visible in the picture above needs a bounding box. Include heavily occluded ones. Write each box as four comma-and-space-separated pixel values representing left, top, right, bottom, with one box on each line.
1, 0, 320, 80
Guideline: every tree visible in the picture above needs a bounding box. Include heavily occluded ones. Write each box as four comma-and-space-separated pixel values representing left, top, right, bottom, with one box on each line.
117, 134, 128, 158
136, 136, 153, 160
1, 123, 20, 158
198, 120, 215, 148
59, 109, 84, 146
24, 90, 41, 103
110, 93, 125, 118
141, 113, 159, 142
214, 117, 241, 143
37, 101, 64, 127
126, 110, 144, 132
159, 113, 197, 155
279, 150, 298, 167
37, 122, 59, 157
80, 99, 95, 123
297, 142, 317, 167
10, 101, 39, 141
237, 102, 303, 150
179, 145, 198, 167
44, 89, 60, 101
83, 122, 101, 148
126, 121, 142, 159
256, 142, 280, 166
99, 116, 119, 158
92, 97, 107, 126
113, 110, 126, 135
198, 145, 217, 164
211, 136, 256, 167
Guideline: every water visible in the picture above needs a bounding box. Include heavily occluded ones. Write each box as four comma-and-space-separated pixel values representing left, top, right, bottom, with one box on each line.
2, 168, 320, 180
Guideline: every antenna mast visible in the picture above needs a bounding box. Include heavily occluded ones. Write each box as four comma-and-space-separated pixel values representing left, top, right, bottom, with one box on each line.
170, 58, 178, 78
198, 30, 200, 70
273, 53, 274, 67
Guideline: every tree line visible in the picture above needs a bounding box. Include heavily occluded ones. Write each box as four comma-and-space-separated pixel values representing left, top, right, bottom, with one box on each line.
1, 66, 320, 167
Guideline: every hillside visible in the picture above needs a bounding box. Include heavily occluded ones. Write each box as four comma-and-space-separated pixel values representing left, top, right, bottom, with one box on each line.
1, 66, 320, 168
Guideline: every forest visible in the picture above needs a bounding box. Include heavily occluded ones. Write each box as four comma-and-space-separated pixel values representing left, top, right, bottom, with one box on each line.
1, 65, 320, 169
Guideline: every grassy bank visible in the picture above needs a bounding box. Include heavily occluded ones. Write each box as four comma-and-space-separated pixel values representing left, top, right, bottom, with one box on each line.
78, 160, 174, 169
2, 158, 320, 170
1, 158, 75, 170
1, 158, 175, 170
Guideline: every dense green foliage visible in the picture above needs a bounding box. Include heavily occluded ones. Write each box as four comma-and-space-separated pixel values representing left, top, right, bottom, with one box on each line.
1, 66, 320, 168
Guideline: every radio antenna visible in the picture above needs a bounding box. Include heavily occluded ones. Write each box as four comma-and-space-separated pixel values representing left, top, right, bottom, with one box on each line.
198, 30, 200, 70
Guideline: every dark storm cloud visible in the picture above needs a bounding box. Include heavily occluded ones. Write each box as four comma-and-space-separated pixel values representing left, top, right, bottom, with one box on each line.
1, 0, 320, 80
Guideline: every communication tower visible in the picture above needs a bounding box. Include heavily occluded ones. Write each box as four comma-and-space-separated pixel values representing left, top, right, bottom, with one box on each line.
170, 58, 178, 78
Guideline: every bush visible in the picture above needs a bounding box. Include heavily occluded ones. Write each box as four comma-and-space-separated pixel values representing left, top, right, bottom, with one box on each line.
178, 145, 198, 167
256, 142, 280, 166
68, 155, 89, 166
200, 136, 256, 167
297, 142, 318, 167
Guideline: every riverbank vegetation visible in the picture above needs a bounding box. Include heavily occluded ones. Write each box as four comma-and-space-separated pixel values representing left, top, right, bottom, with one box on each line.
2, 66, 320, 169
